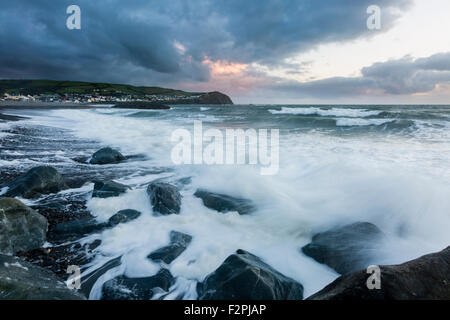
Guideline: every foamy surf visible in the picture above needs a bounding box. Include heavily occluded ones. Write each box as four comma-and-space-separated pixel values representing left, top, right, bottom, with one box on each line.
269, 106, 383, 117
335, 118, 395, 126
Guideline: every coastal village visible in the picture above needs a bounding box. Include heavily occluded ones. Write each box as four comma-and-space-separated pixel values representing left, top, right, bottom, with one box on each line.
0, 92, 203, 104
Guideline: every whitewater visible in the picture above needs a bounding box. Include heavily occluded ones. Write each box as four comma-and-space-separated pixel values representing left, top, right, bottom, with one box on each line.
1, 104, 449, 299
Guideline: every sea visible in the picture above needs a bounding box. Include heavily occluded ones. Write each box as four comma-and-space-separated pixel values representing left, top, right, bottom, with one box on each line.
0, 104, 449, 299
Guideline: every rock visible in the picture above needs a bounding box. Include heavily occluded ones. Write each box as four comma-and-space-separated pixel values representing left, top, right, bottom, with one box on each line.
72, 156, 90, 164
92, 180, 130, 198
101, 269, 174, 300
3, 166, 68, 198
0, 254, 85, 300
147, 231, 192, 264
29, 197, 93, 237
147, 182, 181, 215
197, 249, 304, 300
308, 246, 450, 300
89, 147, 126, 165
52, 217, 107, 239
194, 189, 255, 215
16, 239, 102, 277
108, 209, 141, 227
301, 222, 384, 275
0, 198, 48, 255
53, 209, 141, 239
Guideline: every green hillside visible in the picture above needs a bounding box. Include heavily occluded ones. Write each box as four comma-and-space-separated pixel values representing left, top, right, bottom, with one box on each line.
0, 79, 200, 97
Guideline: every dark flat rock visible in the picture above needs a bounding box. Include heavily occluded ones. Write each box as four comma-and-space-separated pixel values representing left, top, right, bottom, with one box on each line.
101, 269, 174, 300
53, 209, 141, 240
92, 180, 130, 198
194, 189, 255, 215
147, 231, 192, 264
108, 209, 141, 227
52, 217, 107, 239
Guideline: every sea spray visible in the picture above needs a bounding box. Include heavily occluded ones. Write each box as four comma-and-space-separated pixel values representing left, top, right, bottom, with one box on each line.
170, 120, 279, 175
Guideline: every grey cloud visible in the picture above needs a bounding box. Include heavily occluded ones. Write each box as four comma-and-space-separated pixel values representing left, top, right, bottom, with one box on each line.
211, 0, 412, 65
269, 52, 450, 98
362, 53, 450, 94
0, 0, 411, 87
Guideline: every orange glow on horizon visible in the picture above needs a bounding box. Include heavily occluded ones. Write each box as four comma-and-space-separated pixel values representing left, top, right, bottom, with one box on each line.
202, 57, 247, 76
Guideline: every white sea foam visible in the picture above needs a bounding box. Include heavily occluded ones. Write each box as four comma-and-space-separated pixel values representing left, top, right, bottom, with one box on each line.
0, 187, 9, 196
0, 121, 12, 141
0, 159, 30, 166
269, 106, 382, 117
335, 118, 395, 126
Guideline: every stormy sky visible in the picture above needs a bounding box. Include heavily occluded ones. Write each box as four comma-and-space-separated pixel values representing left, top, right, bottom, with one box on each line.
1, 0, 450, 103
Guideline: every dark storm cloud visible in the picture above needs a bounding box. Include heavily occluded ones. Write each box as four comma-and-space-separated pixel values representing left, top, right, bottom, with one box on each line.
210, 0, 411, 65
270, 52, 450, 97
0, 0, 411, 86
0, 0, 211, 84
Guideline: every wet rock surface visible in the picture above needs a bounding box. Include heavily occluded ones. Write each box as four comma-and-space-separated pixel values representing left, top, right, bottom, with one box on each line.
30, 195, 93, 236
89, 147, 126, 165
0, 198, 48, 255
308, 246, 450, 300
52, 209, 141, 240
52, 217, 107, 240
17, 239, 102, 277
301, 222, 384, 274
194, 189, 255, 215
2, 166, 68, 198
92, 180, 130, 198
147, 182, 181, 215
147, 231, 193, 264
0, 254, 85, 300
197, 249, 304, 300
108, 209, 141, 227
101, 268, 175, 300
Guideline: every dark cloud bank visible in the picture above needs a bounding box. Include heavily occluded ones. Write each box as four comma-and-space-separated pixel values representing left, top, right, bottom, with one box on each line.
3, 0, 449, 101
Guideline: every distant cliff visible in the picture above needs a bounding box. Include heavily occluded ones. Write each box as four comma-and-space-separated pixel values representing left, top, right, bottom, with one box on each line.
0, 80, 233, 105
169, 91, 234, 105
